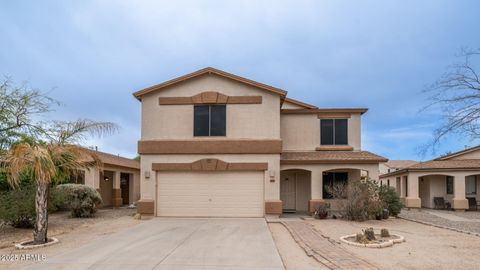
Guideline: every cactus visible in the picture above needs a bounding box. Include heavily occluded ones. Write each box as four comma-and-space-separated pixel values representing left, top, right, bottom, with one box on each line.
380, 228, 390, 237
363, 227, 376, 241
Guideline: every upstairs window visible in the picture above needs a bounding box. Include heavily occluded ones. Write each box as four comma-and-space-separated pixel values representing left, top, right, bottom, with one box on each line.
194, 105, 226, 136
320, 119, 348, 145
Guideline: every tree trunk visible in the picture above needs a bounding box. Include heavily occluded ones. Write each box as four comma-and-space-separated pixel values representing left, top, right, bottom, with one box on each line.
33, 182, 49, 244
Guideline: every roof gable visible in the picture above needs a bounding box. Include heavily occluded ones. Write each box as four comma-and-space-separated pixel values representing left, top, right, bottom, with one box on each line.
283, 97, 318, 109
133, 67, 287, 100
435, 145, 480, 160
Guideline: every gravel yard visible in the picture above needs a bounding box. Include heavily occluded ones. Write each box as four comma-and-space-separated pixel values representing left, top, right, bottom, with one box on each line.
0, 208, 142, 269
399, 209, 480, 234
306, 217, 480, 270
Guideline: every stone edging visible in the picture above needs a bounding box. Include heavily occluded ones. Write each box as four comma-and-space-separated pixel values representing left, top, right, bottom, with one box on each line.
339, 234, 405, 248
399, 216, 480, 237
15, 237, 59, 249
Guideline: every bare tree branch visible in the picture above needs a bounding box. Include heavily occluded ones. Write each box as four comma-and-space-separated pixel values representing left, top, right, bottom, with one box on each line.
420, 47, 480, 155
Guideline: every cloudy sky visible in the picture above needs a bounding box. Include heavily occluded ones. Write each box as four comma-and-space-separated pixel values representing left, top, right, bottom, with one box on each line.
1, 1, 479, 160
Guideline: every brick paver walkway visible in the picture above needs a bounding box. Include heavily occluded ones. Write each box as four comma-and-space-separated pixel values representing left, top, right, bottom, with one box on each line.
281, 221, 379, 270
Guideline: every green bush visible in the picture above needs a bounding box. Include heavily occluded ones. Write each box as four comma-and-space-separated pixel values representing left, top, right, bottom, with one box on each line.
0, 184, 64, 228
0, 172, 34, 192
379, 186, 403, 217
55, 184, 102, 218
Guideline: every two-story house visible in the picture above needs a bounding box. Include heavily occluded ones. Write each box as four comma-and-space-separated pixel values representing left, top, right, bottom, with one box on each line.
133, 67, 387, 217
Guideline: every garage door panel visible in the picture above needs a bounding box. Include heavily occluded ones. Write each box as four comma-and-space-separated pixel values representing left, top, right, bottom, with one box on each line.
157, 171, 264, 217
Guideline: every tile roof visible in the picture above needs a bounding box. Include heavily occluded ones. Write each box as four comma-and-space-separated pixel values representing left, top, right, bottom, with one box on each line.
408, 159, 480, 170
380, 159, 480, 177
281, 151, 388, 164
87, 149, 140, 170
384, 160, 417, 169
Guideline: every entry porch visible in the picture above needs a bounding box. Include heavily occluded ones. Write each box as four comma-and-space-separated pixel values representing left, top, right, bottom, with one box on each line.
280, 163, 379, 214
384, 171, 480, 211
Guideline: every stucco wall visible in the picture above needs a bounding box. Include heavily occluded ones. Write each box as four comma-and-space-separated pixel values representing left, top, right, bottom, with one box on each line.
295, 171, 311, 212
140, 74, 281, 140
281, 114, 319, 151
139, 154, 280, 203
281, 113, 362, 151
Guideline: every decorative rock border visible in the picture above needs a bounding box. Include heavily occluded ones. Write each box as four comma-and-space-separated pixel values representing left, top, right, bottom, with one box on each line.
15, 237, 59, 250
399, 216, 480, 237
340, 234, 405, 248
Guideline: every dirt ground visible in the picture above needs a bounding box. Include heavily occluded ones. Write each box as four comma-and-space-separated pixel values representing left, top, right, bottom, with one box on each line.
306, 217, 480, 270
0, 208, 142, 269
269, 223, 327, 270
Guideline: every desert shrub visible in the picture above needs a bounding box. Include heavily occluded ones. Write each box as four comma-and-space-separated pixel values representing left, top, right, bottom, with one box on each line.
327, 179, 383, 221
379, 185, 403, 217
363, 227, 376, 241
0, 184, 64, 228
356, 233, 368, 244
55, 184, 102, 218
380, 228, 390, 237
314, 202, 330, 219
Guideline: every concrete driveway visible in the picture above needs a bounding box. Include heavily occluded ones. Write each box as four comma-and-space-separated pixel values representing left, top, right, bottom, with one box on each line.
25, 218, 284, 270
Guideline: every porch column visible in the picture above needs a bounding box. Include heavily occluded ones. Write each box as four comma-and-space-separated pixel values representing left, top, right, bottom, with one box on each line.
453, 174, 468, 210
405, 173, 421, 208
309, 169, 324, 214
112, 171, 123, 207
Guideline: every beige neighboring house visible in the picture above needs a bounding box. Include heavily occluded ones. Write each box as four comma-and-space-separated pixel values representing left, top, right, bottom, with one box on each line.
133, 67, 387, 217
81, 149, 140, 207
379, 160, 417, 187
380, 160, 418, 175
380, 146, 480, 210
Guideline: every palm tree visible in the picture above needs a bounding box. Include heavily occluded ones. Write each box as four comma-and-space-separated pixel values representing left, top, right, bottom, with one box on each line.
0, 120, 116, 244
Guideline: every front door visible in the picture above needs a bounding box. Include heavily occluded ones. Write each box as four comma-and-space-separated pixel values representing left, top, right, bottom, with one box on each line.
281, 172, 296, 212
120, 173, 130, 205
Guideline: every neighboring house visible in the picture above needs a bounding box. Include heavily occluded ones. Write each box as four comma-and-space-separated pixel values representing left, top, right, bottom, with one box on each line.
81, 149, 140, 207
380, 146, 480, 210
379, 160, 418, 175
379, 160, 417, 187
133, 67, 387, 217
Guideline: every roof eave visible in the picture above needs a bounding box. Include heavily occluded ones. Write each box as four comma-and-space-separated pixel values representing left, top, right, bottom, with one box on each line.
281, 108, 369, 114
133, 67, 287, 101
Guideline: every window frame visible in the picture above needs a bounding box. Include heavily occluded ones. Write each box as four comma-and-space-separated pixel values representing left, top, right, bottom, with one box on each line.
193, 104, 226, 137
465, 175, 477, 195
446, 176, 454, 195
320, 118, 348, 146
322, 172, 349, 199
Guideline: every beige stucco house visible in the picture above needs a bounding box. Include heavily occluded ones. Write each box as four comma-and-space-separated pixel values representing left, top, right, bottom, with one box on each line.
81, 150, 140, 207
380, 146, 480, 210
379, 160, 417, 175
133, 67, 387, 217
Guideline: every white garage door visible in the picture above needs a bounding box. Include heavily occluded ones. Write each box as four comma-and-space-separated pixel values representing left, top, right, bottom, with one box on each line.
156, 171, 264, 217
